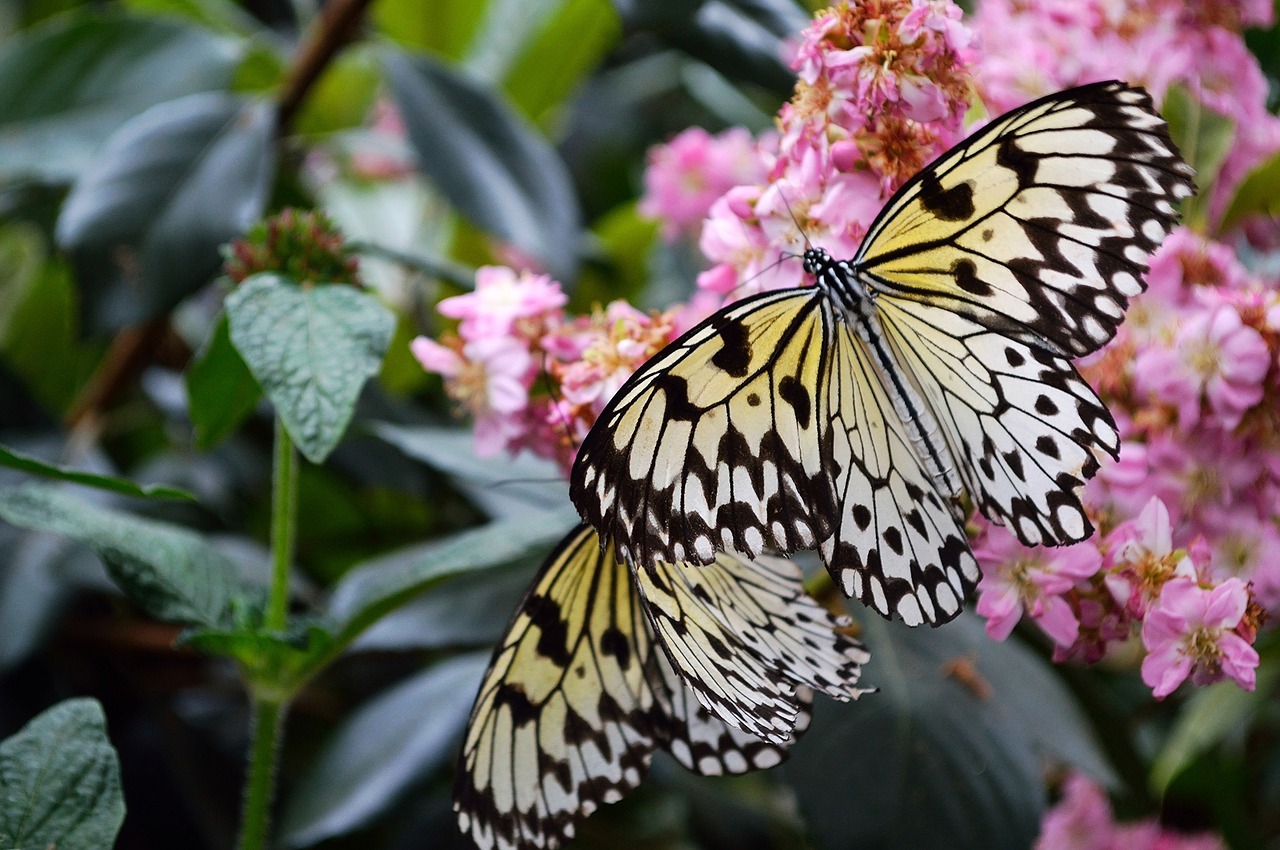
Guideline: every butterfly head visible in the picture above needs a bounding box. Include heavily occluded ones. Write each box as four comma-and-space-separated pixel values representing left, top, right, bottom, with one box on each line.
802, 247, 832, 276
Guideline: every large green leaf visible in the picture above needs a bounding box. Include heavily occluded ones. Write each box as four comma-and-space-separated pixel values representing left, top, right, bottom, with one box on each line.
325, 507, 578, 652
0, 699, 124, 850
381, 49, 581, 282
785, 611, 1113, 850
56, 93, 276, 333
0, 443, 194, 500
225, 275, 395, 464
277, 653, 489, 847
1218, 150, 1280, 232
0, 12, 239, 181
0, 483, 249, 627
1161, 84, 1234, 229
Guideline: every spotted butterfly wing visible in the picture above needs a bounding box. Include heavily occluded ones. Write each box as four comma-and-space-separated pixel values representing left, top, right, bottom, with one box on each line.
570, 81, 1193, 625
454, 524, 866, 850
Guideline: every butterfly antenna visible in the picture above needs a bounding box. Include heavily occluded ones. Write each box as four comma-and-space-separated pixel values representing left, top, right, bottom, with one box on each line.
777, 188, 813, 252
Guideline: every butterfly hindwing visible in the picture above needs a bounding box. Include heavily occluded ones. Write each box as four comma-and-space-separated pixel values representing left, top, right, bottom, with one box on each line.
571, 290, 836, 568
454, 525, 804, 850
858, 81, 1195, 358
878, 298, 1119, 546
634, 549, 871, 744
821, 306, 979, 626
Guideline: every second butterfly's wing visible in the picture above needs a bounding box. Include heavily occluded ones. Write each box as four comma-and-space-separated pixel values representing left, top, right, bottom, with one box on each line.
454, 525, 795, 850
634, 549, 872, 745
857, 81, 1195, 359
821, 304, 980, 626
879, 298, 1118, 546
571, 289, 836, 569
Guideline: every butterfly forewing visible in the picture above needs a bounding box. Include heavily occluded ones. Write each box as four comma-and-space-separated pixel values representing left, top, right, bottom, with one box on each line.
857, 81, 1195, 358
820, 310, 979, 625
571, 290, 836, 569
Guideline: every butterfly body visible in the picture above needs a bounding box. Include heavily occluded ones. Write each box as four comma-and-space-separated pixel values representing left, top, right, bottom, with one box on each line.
572, 81, 1195, 627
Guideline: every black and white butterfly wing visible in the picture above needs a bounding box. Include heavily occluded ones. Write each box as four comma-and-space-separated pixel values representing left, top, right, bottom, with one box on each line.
454, 525, 798, 850
571, 289, 836, 569
858, 81, 1195, 359
634, 547, 871, 744
821, 305, 979, 625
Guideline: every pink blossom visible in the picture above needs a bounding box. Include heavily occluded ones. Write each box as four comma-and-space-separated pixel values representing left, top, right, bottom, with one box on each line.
438, 266, 567, 338
975, 525, 1102, 646
1141, 576, 1259, 698
1133, 304, 1269, 430
1035, 773, 1115, 850
638, 127, 769, 240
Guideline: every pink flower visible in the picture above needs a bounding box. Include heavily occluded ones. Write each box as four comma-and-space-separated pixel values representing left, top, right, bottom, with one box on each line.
639, 127, 769, 240
438, 266, 567, 339
1140, 576, 1259, 698
1133, 304, 1270, 430
1035, 773, 1115, 850
975, 525, 1102, 646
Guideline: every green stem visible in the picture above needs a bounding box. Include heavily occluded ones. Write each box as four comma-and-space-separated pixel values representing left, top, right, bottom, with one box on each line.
238, 697, 286, 850
268, 417, 298, 631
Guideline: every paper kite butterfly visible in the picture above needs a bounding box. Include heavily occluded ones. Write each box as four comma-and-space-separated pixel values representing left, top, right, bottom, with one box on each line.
570, 81, 1196, 627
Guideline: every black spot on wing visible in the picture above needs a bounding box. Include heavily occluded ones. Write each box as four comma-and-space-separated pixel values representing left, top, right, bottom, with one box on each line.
919, 170, 976, 221
954, 258, 994, 296
710, 317, 752, 377
778, 376, 812, 429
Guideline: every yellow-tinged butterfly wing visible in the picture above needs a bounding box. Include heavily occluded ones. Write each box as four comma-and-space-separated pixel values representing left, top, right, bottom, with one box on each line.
821, 306, 980, 626
634, 549, 871, 744
858, 81, 1195, 358
571, 289, 836, 569
879, 298, 1119, 546
454, 525, 803, 850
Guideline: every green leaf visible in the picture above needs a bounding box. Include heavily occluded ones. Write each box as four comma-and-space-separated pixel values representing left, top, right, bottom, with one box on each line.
1150, 660, 1280, 794
225, 275, 396, 464
1218, 150, 1280, 232
293, 44, 381, 136
499, 0, 621, 127
0, 12, 239, 182
381, 49, 582, 283
0, 443, 195, 500
785, 611, 1112, 850
371, 0, 486, 58
182, 618, 336, 689
0, 483, 250, 627
371, 422, 566, 517
122, 0, 267, 36
186, 312, 262, 449
1161, 84, 1234, 228
277, 652, 489, 847
56, 93, 277, 334
325, 507, 578, 653
0, 698, 124, 850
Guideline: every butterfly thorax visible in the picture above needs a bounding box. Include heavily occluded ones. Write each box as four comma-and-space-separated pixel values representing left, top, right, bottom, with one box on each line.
804, 245, 964, 507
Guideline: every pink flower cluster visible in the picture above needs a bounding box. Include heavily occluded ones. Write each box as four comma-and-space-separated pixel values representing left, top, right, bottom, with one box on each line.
970, 0, 1280, 238
1036, 773, 1225, 850
411, 266, 690, 471
638, 127, 770, 241
695, 0, 976, 298
975, 497, 1262, 698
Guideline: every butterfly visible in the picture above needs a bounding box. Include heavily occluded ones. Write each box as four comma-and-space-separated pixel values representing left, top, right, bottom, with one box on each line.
570, 81, 1196, 627
453, 523, 870, 850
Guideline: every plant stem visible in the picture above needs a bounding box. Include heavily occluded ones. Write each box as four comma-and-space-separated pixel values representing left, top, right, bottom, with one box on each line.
268, 417, 298, 631
237, 697, 286, 850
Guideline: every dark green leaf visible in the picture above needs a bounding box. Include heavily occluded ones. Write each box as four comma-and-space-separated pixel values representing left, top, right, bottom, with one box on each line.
0, 443, 195, 500
0, 12, 238, 181
611, 0, 707, 28
1218, 150, 1280, 232
186, 312, 262, 449
785, 611, 1111, 850
326, 507, 577, 652
181, 618, 335, 682
56, 93, 276, 334
1161, 85, 1234, 229
0, 483, 251, 627
277, 652, 489, 847
352, 559, 535, 651
371, 422, 566, 517
121, 0, 267, 36
663, 0, 804, 95
0, 698, 124, 850
381, 49, 581, 282
225, 275, 396, 464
